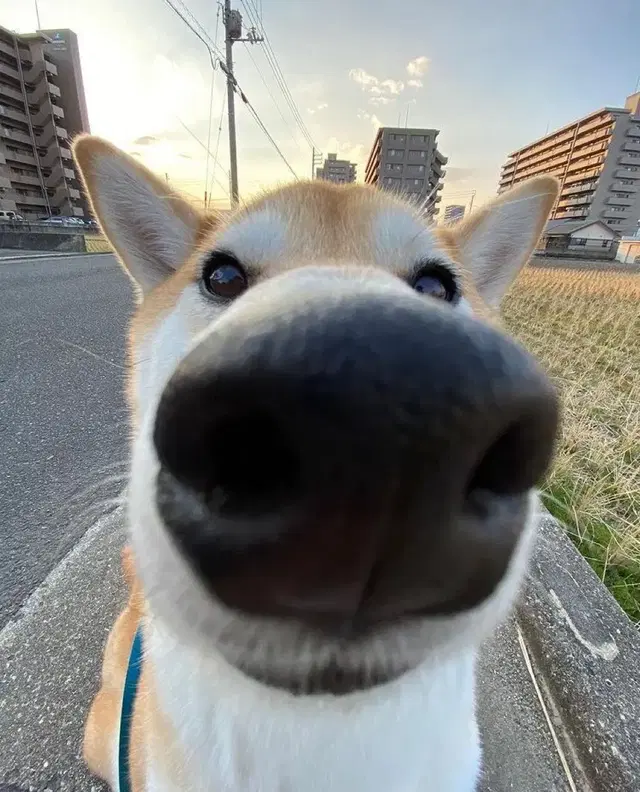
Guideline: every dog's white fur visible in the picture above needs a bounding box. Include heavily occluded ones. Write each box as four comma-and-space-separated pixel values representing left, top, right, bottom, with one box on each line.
73, 135, 558, 792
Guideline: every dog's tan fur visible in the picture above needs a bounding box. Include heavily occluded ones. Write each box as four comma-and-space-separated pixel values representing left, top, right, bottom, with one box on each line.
74, 134, 557, 792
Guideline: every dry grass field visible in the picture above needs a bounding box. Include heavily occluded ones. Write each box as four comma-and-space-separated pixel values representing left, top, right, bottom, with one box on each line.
503, 264, 640, 621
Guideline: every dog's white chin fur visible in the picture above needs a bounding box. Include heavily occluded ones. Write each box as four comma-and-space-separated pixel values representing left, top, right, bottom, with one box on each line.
126, 403, 539, 791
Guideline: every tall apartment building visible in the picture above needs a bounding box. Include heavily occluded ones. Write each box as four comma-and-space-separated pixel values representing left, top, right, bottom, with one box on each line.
316, 152, 356, 184
498, 93, 640, 236
0, 25, 89, 220
444, 204, 465, 224
364, 127, 447, 218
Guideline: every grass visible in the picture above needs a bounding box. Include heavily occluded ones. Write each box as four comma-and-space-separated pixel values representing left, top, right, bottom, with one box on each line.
502, 263, 640, 622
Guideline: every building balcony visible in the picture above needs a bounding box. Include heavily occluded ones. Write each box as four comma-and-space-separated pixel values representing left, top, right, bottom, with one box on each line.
4, 149, 35, 166
0, 174, 11, 189
626, 126, 640, 138
601, 208, 629, 219
0, 104, 28, 125
561, 181, 597, 196
517, 142, 572, 169
516, 130, 575, 163
0, 126, 32, 146
611, 181, 638, 192
615, 168, 640, 179
14, 192, 47, 207
0, 83, 24, 103
558, 196, 592, 208
618, 155, 640, 166
606, 195, 634, 206
0, 39, 17, 60
578, 114, 613, 135
10, 172, 41, 188
623, 141, 640, 153
0, 61, 20, 82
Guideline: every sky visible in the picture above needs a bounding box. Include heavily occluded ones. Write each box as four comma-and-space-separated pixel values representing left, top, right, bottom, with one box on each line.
2, 0, 640, 211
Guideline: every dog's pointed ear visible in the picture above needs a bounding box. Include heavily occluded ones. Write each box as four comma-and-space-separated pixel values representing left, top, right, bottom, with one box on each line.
444, 176, 559, 309
73, 135, 202, 295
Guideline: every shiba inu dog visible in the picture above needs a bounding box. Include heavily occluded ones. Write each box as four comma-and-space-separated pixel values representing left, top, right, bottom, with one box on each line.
73, 134, 559, 792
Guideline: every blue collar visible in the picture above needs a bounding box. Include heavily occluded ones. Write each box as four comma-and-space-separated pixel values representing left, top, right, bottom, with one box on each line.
118, 625, 144, 792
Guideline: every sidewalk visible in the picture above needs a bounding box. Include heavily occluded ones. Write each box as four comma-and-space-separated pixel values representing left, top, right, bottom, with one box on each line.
0, 507, 575, 791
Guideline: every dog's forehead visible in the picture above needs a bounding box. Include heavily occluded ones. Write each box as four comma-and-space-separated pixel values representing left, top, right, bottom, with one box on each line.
206, 183, 447, 271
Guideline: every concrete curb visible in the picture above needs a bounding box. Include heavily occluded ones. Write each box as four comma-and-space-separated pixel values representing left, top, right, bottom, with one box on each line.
0, 251, 111, 263
517, 512, 640, 791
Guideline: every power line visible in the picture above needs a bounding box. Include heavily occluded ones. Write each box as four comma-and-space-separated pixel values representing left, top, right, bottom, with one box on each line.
208, 91, 227, 207
202, 3, 222, 209
240, 0, 319, 152
162, 0, 299, 190
241, 41, 304, 155
241, 95, 299, 179
162, 0, 224, 64
175, 116, 231, 199
242, 0, 316, 149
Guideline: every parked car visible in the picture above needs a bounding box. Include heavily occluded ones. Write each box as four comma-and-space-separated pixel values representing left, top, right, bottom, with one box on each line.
0, 210, 25, 222
40, 215, 85, 227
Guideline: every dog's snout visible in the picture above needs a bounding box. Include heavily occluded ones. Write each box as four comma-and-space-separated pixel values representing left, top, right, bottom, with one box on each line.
154, 271, 558, 629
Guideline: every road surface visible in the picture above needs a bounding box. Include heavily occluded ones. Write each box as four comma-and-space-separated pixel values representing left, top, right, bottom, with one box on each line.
0, 252, 576, 791
0, 252, 132, 628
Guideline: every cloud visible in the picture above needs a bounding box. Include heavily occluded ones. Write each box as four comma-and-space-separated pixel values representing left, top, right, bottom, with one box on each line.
407, 79, 423, 89
407, 56, 429, 77
357, 109, 382, 130
132, 135, 160, 146
349, 68, 404, 98
306, 102, 329, 115
380, 79, 404, 95
369, 96, 392, 106
349, 68, 379, 88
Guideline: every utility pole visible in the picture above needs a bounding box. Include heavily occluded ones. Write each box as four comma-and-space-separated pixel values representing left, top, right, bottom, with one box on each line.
311, 147, 323, 179
469, 189, 476, 214
223, 1, 263, 206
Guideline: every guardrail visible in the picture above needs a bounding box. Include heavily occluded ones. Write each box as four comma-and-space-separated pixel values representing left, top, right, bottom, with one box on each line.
0, 220, 98, 235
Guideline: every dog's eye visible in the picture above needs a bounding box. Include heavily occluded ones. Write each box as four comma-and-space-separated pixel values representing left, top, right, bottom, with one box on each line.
202, 253, 247, 300
411, 264, 458, 303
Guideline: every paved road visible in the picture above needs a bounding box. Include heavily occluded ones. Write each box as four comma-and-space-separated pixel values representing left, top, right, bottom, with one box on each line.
0, 252, 577, 791
0, 252, 132, 627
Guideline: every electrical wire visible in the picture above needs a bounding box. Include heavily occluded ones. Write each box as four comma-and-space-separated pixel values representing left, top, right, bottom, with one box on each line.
163, 0, 300, 187
242, 41, 305, 156
240, 0, 319, 152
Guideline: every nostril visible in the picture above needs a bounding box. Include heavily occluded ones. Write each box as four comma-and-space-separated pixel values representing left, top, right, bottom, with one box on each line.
204, 412, 301, 518
467, 412, 555, 498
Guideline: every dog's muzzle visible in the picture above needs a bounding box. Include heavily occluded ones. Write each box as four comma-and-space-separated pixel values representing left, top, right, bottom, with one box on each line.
153, 267, 558, 634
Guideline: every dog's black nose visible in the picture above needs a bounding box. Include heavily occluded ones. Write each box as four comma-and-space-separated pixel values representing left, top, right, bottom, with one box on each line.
154, 268, 558, 629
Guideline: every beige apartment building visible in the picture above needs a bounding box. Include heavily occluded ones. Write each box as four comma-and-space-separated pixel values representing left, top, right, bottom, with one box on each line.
499, 93, 640, 237
0, 25, 89, 220
364, 127, 446, 218
316, 152, 356, 183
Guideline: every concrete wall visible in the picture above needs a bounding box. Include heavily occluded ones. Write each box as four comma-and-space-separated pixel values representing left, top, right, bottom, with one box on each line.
0, 230, 86, 252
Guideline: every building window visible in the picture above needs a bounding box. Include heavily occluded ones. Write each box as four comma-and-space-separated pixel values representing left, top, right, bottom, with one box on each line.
385, 163, 403, 172
410, 134, 427, 144
408, 150, 427, 159
601, 240, 610, 248
390, 134, 406, 144
388, 148, 403, 159
405, 178, 424, 188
